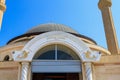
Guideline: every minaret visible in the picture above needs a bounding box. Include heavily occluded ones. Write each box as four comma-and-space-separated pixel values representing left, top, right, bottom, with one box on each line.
0, 0, 6, 29
98, 0, 119, 54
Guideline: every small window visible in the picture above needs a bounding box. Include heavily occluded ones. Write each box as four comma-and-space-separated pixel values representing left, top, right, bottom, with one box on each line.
4, 55, 10, 61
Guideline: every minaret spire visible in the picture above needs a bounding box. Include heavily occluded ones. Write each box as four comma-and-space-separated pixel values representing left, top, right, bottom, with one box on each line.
0, 0, 6, 29
98, 0, 119, 54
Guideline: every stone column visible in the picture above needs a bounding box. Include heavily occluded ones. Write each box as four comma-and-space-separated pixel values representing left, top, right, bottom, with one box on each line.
84, 63, 92, 80
0, 0, 6, 28
98, 0, 119, 54
80, 50, 101, 80
21, 62, 29, 80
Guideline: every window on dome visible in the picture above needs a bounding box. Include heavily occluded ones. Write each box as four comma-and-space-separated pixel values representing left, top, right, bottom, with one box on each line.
34, 44, 79, 60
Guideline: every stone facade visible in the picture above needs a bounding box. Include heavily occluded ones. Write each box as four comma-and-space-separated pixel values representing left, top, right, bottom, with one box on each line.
0, 0, 120, 80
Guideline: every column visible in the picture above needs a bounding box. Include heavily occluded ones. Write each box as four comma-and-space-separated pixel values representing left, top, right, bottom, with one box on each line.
21, 62, 29, 80
0, 0, 6, 28
80, 50, 101, 80
98, 0, 119, 54
84, 63, 92, 80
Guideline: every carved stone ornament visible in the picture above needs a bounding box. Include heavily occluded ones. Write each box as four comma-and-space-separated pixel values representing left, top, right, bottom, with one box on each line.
12, 50, 29, 61
12, 31, 101, 62
80, 49, 101, 62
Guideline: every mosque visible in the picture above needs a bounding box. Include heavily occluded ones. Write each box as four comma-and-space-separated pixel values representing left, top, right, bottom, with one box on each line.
0, 0, 120, 80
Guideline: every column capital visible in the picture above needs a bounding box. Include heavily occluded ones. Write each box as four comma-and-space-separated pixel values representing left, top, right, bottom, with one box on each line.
0, 3, 6, 11
80, 50, 101, 62
0, 0, 6, 4
98, 0, 112, 10
84, 62, 92, 66
21, 62, 30, 65
0, 0, 6, 11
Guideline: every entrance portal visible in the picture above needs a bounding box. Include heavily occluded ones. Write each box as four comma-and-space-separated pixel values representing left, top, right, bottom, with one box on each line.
32, 44, 82, 80
32, 73, 79, 80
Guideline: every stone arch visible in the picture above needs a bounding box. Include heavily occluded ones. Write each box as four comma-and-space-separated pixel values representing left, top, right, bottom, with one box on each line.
13, 31, 92, 62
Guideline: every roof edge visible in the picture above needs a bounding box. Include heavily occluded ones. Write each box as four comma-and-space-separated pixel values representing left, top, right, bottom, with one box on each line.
7, 32, 97, 45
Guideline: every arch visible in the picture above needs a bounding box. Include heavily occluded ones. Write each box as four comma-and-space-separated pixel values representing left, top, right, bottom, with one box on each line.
13, 31, 94, 62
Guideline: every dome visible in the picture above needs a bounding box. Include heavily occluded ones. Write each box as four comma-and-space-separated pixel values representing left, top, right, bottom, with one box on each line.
7, 23, 96, 45
26, 23, 78, 34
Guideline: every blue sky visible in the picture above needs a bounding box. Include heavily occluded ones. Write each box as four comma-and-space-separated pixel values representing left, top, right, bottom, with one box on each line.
0, 0, 120, 49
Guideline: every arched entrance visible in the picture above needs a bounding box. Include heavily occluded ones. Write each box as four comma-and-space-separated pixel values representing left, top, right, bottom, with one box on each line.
12, 31, 101, 80
32, 44, 82, 80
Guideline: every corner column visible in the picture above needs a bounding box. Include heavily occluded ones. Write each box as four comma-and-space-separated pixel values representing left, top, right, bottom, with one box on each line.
21, 62, 30, 80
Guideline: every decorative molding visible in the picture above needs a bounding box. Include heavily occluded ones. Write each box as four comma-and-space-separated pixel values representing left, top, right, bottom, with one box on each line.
98, 0, 112, 10
18, 50, 29, 59
80, 49, 101, 62
12, 50, 29, 61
